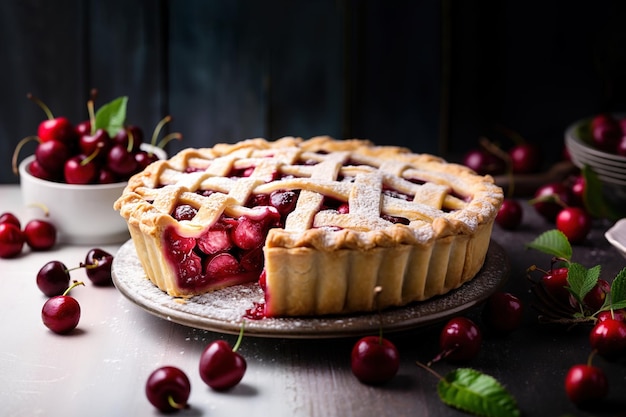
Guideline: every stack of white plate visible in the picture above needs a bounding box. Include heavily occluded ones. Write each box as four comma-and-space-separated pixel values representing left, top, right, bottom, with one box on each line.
564, 116, 626, 206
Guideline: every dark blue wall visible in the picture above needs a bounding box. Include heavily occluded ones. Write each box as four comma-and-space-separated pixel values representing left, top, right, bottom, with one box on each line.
1, 0, 623, 183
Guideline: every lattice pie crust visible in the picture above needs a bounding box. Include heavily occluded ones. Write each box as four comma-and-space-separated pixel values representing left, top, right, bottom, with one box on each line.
114, 136, 503, 317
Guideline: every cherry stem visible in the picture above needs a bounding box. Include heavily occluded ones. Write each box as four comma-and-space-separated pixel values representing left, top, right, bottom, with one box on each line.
11, 135, 41, 175
167, 395, 186, 410
373, 285, 384, 344
26, 93, 54, 120
62, 281, 85, 296
151, 115, 172, 147
415, 360, 445, 382
426, 347, 456, 367
156, 132, 183, 150
232, 320, 245, 353
587, 350, 598, 367
479, 136, 515, 197
126, 128, 135, 153
528, 193, 569, 209
80, 259, 100, 270
87, 88, 98, 135
81, 143, 103, 166
27, 202, 50, 217
66, 266, 85, 274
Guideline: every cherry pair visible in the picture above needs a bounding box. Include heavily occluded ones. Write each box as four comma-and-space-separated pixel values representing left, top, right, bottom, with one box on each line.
36, 248, 114, 297
146, 326, 247, 413
531, 182, 592, 243
0, 211, 56, 258
463, 141, 542, 177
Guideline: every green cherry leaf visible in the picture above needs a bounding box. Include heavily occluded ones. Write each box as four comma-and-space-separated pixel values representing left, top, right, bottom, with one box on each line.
437, 368, 520, 417
526, 229, 572, 261
608, 267, 626, 310
567, 263, 600, 307
94, 96, 128, 137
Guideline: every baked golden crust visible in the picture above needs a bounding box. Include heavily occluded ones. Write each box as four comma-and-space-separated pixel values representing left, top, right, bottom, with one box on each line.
114, 136, 503, 317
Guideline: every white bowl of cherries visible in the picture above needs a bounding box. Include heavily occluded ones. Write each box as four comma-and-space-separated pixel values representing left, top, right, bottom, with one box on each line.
565, 113, 626, 209
14, 93, 174, 245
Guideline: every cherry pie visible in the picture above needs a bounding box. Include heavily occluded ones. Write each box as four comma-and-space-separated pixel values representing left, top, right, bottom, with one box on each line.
114, 136, 503, 317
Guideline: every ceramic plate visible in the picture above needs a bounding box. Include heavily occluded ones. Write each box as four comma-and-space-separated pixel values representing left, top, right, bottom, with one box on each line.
112, 239, 509, 338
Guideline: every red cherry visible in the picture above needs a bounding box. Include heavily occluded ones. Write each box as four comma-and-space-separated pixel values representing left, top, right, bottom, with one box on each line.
145, 366, 191, 413
81, 248, 114, 286
591, 113, 616, 131
36, 261, 71, 297
0, 223, 25, 258
436, 317, 482, 363
106, 143, 138, 177
495, 199, 523, 230
37, 117, 77, 145
27, 93, 77, 145
531, 182, 571, 222
41, 281, 84, 334
590, 113, 620, 152
597, 309, 626, 323
75, 120, 91, 137
114, 125, 144, 152
199, 339, 247, 391
79, 128, 111, 159
462, 149, 506, 176
509, 143, 541, 174
540, 267, 570, 305
134, 151, 159, 170
269, 190, 298, 217
23, 219, 57, 251
581, 279, 610, 312
589, 318, 626, 361
96, 168, 118, 184
35, 140, 71, 174
64, 154, 98, 184
556, 207, 592, 244
0, 212, 21, 229
565, 364, 609, 406
351, 335, 400, 385
569, 175, 586, 208
482, 292, 524, 334
28, 159, 59, 181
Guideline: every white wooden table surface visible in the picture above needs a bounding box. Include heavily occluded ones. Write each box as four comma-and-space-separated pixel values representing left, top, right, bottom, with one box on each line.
3, 184, 625, 417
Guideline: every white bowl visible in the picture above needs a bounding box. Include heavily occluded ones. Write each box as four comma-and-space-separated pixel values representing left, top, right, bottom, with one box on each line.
18, 144, 166, 245
605, 218, 626, 259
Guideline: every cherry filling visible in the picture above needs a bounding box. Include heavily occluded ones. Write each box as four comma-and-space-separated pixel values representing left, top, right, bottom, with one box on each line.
382, 186, 413, 201
164, 205, 280, 291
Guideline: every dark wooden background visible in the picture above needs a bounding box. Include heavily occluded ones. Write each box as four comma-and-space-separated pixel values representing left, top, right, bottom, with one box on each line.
2, 0, 625, 184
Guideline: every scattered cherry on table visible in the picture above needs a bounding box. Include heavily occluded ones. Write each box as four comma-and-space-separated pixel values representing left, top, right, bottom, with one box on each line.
199, 324, 247, 391
41, 281, 84, 334
564, 361, 609, 406
0, 222, 25, 258
145, 366, 191, 413
350, 334, 400, 385
81, 248, 114, 286
36, 260, 72, 297
432, 316, 482, 364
